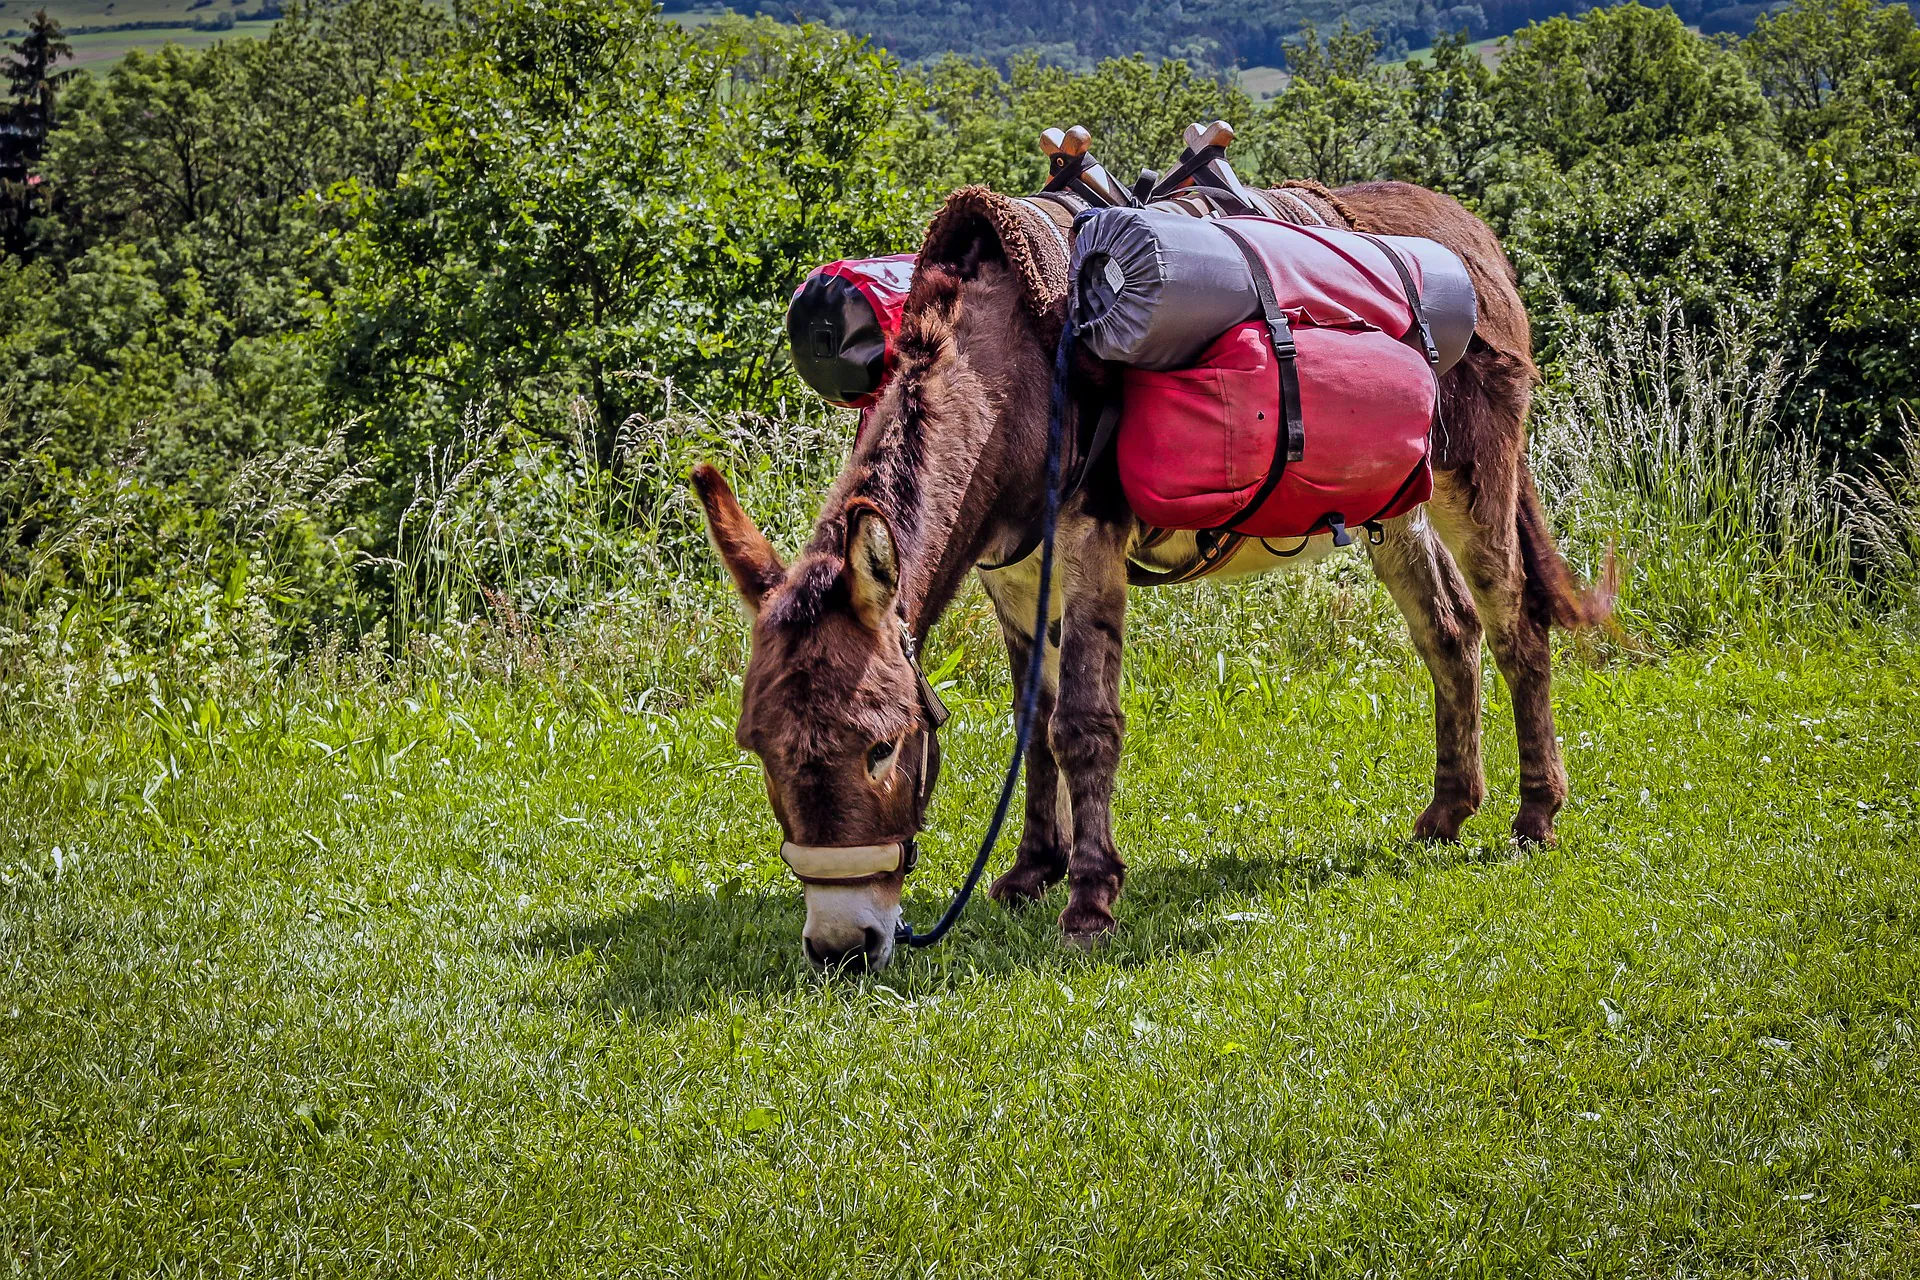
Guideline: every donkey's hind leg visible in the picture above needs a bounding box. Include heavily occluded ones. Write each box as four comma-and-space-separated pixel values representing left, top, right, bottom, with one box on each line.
1426, 461, 1569, 844
978, 558, 1070, 908
1366, 510, 1487, 841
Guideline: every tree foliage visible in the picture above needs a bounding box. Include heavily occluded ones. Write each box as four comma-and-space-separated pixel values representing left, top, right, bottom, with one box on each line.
0, 9, 74, 253
329, 3, 923, 498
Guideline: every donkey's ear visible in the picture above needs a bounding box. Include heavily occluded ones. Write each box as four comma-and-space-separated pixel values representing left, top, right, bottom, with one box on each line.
843, 500, 899, 632
692, 464, 783, 615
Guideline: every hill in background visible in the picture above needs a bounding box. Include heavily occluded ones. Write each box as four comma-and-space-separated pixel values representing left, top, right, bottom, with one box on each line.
14, 0, 1830, 68
711, 0, 1800, 67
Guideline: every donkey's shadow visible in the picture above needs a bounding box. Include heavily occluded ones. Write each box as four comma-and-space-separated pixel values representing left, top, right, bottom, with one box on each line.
521, 837, 1514, 1021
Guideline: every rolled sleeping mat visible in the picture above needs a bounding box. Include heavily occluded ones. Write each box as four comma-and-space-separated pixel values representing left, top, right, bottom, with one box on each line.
1073, 207, 1260, 371
1071, 206, 1477, 374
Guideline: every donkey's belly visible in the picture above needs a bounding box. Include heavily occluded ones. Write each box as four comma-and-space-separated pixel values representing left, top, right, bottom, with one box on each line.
1128, 528, 1345, 582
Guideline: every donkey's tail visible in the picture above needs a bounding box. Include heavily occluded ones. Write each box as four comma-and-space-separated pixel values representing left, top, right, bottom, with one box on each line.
1517, 457, 1617, 630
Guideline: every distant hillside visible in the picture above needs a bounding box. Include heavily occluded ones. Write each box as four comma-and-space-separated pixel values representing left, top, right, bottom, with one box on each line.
19, 0, 1873, 70
713, 0, 1789, 66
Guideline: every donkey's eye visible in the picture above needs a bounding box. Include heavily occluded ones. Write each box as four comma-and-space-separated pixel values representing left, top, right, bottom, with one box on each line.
865, 739, 899, 781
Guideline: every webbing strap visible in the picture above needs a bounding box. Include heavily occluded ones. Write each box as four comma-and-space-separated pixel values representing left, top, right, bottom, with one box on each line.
1213, 222, 1305, 536
1356, 231, 1447, 451
1356, 232, 1438, 368
1124, 529, 1248, 586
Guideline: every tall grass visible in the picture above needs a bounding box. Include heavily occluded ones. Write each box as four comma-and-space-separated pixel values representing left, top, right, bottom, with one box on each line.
0, 422, 371, 697
1530, 301, 1919, 645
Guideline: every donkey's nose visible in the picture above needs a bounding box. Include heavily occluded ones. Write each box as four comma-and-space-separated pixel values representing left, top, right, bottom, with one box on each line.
804, 925, 889, 973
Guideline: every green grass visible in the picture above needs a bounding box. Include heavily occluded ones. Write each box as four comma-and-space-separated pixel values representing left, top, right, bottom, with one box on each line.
3, 0, 211, 30
1234, 63, 1288, 101
53, 22, 272, 67
3, 616, 1918, 1275
1400, 36, 1506, 66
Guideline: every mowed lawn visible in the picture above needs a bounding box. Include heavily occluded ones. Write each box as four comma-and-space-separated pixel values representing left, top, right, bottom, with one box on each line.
3, 630, 1918, 1275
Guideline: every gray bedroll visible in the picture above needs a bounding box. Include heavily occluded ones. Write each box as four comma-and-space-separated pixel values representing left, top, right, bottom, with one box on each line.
1072, 205, 1478, 374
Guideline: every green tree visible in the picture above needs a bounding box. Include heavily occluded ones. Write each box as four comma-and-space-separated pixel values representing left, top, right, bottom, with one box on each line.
1389, 30, 1498, 192
1, 0, 452, 483
0, 8, 74, 252
1006, 53, 1253, 191
1, 9, 73, 162
1742, 0, 1920, 149
899, 51, 1252, 198
1492, 3, 1771, 169
1772, 7, 1920, 456
1248, 23, 1408, 187
328, 0, 924, 488
895, 55, 1033, 195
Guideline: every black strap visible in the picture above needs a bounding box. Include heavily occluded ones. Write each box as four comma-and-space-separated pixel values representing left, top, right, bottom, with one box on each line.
1072, 396, 1122, 497
1044, 156, 1129, 209
900, 621, 950, 729
1357, 232, 1438, 368
1213, 223, 1304, 535
1124, 529, 1247, 586
1356, 230, 1448, 459
1146, 145, 1221, 201
1148, 145, 1259, 211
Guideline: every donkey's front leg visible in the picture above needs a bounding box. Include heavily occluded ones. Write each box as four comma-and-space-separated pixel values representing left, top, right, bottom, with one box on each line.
1050, 515, 1132, 941
978, 559, 1069, 908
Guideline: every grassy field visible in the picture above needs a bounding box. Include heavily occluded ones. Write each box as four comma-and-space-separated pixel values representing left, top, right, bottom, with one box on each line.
1235, 64, 1289, 102
1, 0, 209, 30
4, 609, 1917, 1274
54, 22, 270, 66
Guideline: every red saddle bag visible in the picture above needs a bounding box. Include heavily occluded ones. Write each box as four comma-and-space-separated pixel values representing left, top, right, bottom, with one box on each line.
1114, 218, 1439, 540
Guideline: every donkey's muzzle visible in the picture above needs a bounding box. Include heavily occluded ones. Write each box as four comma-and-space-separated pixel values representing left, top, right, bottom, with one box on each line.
804, 926, 890, 972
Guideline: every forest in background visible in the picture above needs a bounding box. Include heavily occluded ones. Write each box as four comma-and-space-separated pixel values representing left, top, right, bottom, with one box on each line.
0, 0, 1916, 683
726, 0, 1854, 68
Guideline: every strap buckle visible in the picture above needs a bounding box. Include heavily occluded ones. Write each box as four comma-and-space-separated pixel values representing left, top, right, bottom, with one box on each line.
900, 620, 950, 729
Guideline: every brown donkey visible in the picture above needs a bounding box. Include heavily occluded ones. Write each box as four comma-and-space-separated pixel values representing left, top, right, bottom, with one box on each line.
695, 182, 1613, 971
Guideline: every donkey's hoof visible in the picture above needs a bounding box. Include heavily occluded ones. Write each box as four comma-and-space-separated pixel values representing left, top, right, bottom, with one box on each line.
989, 864, 1061, 909
1512, 808, 1559, 846
1058, 902, 1116, 944
1412, 800, 1473, 843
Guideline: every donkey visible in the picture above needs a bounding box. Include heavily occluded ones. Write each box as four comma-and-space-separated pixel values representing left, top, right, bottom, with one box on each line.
694, 181, 1613, 971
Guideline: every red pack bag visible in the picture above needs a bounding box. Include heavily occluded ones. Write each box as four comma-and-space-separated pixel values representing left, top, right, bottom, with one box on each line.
786, 255, 916, 409
1114, 219, 1441, 541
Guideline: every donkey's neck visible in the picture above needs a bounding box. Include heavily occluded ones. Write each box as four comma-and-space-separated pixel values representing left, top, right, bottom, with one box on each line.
814, 267, 1054, 639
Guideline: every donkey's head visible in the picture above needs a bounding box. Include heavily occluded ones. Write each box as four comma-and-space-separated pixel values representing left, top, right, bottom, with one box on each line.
693, 462, 945, 972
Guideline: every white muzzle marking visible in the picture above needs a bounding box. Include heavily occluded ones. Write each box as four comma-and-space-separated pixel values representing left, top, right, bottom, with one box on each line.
782, 844, 908, 970
800, 881, 902, 970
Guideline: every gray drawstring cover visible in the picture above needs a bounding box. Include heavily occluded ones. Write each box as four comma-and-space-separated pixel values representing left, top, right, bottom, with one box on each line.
1074, 207, 1260, 371
1071, 206, 1477, 374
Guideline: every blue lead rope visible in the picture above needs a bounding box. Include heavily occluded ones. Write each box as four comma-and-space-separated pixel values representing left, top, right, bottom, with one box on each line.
895, 307, 1076, 948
